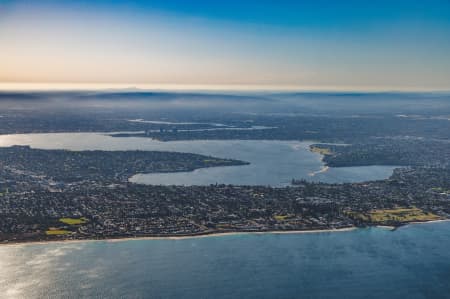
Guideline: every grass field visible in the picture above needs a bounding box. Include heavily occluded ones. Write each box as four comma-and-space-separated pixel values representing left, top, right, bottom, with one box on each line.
310, 146, 332, 156
59, 217, 88, 225
45, 229, 72, 235
274, 215, 289, 221
348, 207, 441, 224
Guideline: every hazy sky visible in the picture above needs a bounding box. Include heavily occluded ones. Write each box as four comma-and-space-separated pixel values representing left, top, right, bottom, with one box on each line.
1, 0, 450, 90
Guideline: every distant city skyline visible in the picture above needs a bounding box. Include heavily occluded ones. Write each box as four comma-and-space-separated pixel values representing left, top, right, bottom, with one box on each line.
1, 0, 450, 91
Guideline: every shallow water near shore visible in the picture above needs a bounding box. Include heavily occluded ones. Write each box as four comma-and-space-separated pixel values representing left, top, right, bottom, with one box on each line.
1, 221, 450, 298
0, 132, 397, 185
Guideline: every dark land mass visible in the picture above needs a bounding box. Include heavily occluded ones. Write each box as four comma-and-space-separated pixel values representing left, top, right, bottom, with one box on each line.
0, 147, 449, 243
0, 91, 449, 243
0, 145, 248, 188
310, 139, 450, 168
0, 91, 449, 144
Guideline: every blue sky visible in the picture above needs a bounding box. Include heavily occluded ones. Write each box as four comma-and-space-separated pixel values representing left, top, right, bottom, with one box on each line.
1, 0, 450, 90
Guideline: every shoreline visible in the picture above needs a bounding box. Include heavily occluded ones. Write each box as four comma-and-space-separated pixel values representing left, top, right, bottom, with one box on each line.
309, 165, 329, 176
1, 227, 357, 247
3, 219, 450, 247
376, 225, 396, 230
400, 218, 450, 228
308, 144, 330, 177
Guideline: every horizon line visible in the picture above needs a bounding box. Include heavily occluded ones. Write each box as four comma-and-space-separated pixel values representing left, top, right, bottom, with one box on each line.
1, 82, 449, 93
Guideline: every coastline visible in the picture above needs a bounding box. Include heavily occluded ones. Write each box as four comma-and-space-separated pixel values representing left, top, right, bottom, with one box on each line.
308, 144, 330, 176
376, 225, 396, 230
2, 220, 450, 248
309, 165, 329, 176
400, 218, 450, 227
1, 227, 357, 247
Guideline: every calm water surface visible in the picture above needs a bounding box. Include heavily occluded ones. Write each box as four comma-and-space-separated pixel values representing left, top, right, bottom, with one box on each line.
1, 222, 450, 299
0, 133, 446, 298
0, 133, 397, 185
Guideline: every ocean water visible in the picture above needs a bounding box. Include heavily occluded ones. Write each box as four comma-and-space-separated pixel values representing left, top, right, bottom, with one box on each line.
0, 133, 397, 185
1, 222, 450, 299
0, 133, 446, 298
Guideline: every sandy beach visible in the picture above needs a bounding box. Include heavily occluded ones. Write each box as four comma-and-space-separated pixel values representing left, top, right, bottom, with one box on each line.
308, 145, 331, 176
3, 219, 450, 247
1, 227, 357, 247
401, 218, 450, 227
309, 165, 330, 176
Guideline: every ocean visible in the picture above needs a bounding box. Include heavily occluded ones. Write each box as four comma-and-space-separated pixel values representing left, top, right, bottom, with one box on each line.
0, 132, 433, 299
1, 222, 450, 298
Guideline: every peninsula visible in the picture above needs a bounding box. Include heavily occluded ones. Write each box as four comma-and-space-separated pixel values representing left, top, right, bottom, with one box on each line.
0, 145, 448, 244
